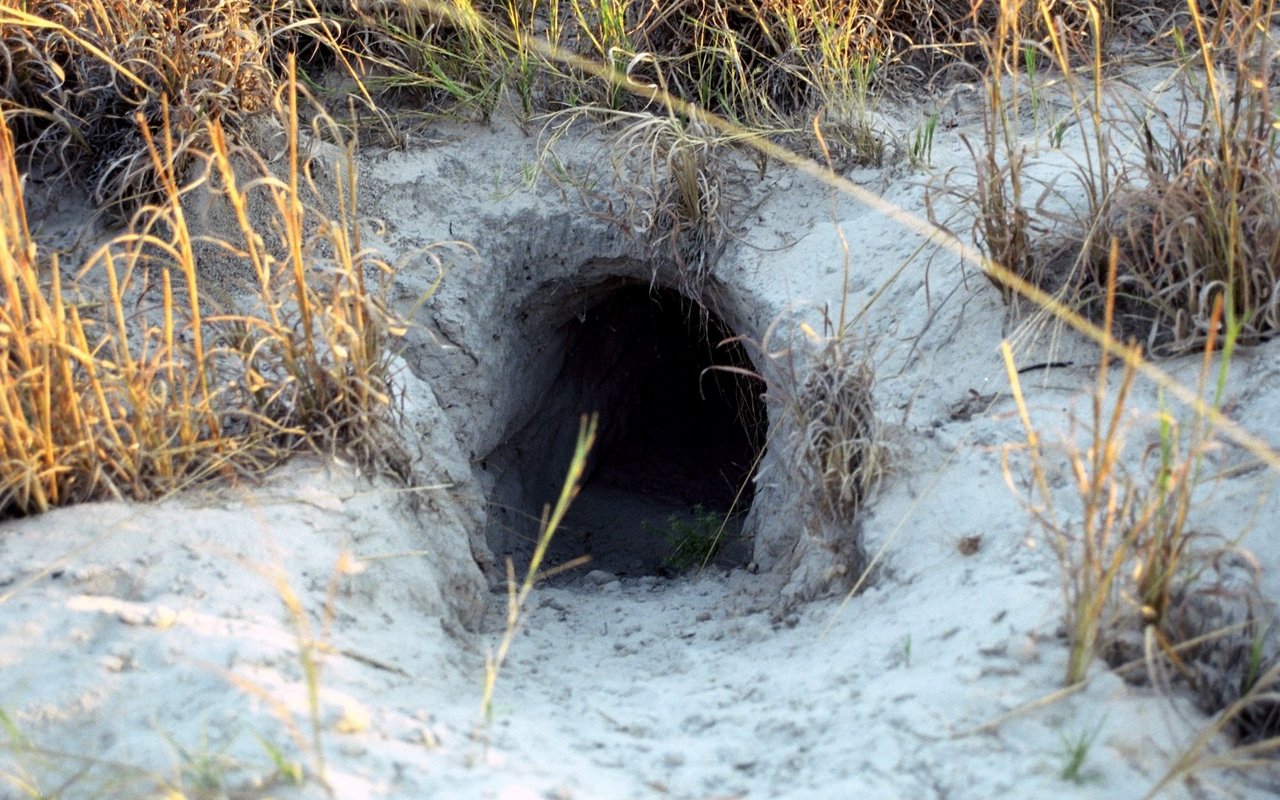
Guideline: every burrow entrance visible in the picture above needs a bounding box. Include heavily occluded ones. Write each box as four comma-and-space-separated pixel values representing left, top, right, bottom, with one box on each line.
483, 282, 766, 580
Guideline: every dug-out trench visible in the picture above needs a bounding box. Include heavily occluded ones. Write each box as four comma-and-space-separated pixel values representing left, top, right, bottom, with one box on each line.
482, 282, 766, 580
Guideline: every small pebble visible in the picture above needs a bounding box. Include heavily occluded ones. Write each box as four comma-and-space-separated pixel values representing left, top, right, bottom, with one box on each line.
117, 607, 147, 626
602, 580, 622, 593
1015, 635, 1040, 664
100, 653, 130, 672
148, 605, 179, 629
336, 701, 371, 734
585, 570, 616, 586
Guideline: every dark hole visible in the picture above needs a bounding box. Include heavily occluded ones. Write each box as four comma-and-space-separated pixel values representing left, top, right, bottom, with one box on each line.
486, 283, 765, 580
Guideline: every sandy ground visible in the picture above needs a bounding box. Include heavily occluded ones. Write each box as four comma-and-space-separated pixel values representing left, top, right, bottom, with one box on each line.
4, 58, 1280, 800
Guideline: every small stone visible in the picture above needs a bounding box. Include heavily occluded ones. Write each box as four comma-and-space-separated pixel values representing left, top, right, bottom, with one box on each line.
117, 607, 147, 626
336, 701, 371, 734
415, 728, 440, 749
695, 611, 712, 622
585, 570, 616, 586
602, 580, 622, 593
100, 653, 131, 672
148, 605, 179, 629
1015, 635, 1040, 664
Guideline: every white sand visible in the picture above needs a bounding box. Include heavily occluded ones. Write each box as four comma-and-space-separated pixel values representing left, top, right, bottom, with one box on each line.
3, 64, 1279, 800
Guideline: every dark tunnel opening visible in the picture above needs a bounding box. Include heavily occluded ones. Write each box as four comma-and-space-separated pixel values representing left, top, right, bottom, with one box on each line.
485, 283, 767, 580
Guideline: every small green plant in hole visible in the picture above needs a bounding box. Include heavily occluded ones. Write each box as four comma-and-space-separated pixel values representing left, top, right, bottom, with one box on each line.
645, 505, 725, 571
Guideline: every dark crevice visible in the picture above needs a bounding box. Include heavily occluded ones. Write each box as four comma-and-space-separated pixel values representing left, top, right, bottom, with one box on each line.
484, 282, 766, 579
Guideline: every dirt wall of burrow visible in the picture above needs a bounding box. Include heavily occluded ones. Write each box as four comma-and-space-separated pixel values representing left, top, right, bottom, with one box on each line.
359, 129, 868, 606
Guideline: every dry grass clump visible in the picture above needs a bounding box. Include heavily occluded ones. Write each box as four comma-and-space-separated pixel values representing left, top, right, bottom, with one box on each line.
0, 0, 272, 217
537, 103, 750, 294
1002, 277, 1239, 685
0, 0, 1123, 218
0, 68, 418, 518
1086, 0, 1280, 353
931, 0, 1116, 308
271, 0, 508, 127
0, 0, 505, 209
199, 76, 422, 478
1004, 277, 1280, 784
0, 106, 239, 514
791, 334, 885, 522
950, 0, 1280, 354
626, 0, 1101, 121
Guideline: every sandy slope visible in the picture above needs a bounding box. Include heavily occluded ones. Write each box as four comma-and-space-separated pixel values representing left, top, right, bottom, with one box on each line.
0, 456, 1266, 799
3, 63, 1280, 800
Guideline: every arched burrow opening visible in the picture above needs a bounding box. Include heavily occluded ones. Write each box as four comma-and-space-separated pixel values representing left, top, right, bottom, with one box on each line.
482, 280, 767, 579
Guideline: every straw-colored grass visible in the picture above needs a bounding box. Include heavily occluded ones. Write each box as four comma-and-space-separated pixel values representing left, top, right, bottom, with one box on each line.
0, 0, 271, 216
0, 61, 417, 518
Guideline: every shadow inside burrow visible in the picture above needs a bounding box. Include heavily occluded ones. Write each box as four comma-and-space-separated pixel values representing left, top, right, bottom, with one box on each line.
483, 282, 766, 581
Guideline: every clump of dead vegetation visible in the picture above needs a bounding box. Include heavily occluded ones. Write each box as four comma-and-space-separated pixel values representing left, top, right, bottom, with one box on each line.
792, 334, 884, 523
0, 63, 427, 517
1003, 265, 1280, 788
1, 0, 272, 216
944, 0, 1280, 353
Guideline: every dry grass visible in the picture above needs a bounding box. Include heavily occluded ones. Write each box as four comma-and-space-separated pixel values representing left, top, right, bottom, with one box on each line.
1094, 0, 1280, 353
947, 5, 1280, 767
0, 62, 418, 518
948, 0, 1280, 353
275, 0, 507, 130
537, 101, 752, 294
481, 414, 598, 722
793, 334, 885, 523
1003, 260, 1280, 780
4, 0, 1280, 793
0, 0, 272, 216
200, 65, 422, 478
0, 104, 243, 515
0, 1, 1123, 214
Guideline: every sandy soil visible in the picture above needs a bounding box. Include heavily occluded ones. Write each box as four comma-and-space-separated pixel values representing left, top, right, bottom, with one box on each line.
3, 59, 1280, 800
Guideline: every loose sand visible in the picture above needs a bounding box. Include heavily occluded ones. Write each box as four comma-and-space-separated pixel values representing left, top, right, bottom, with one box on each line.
2, 62, 1279, 800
